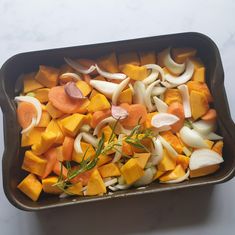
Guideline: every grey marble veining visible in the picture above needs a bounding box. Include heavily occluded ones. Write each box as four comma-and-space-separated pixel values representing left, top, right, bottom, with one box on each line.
0, 0, 235, 235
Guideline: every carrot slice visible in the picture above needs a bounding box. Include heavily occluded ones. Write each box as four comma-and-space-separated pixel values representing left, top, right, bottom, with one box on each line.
41, 148, 57, 179
83, 74, 91, 84
53, 161, 68, 179
62, 136, 74, 161
120, 103, 147, 128
201, 109, 217, 122
17, 102, 37, 129
167, 102, 185, 133
90, 109, 111, 128
70, 167, 94, 186
48, 86, 84, 114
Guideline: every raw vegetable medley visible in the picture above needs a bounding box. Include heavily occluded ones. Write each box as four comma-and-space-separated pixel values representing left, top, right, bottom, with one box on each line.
16, 48, 224, 202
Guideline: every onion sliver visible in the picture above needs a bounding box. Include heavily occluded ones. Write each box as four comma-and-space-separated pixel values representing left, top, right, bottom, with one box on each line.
161, 81, 178, 88
15, 96, 42, 126
158, 135, 178, 158
60, 72, 81, 81
150, 137, 163, 165
179, 126, 207, 148
81, 132, 98, 148
74, 133, 83, 153
206, 132, 223, 140
64, 57, 96, 74
151, 86, 166, 96
151, 113, 179, 129
90, 80, 118, 98
165, 60, 194, 85
104, 178, 118, 187
134, 168, 155, 187
160, 169, 190, 184
115, 184, 131, 190
112, 77, 130, 105
161, 48, 186, 75
192, 120, 215, 136
93, 116, 116, 136
112, 134, 124, 163
21, 117, 37, 134
143, 65, 159, 85
189, 149, 224, 170
144, 80, 160, 112
153, 96, 168, 113
178, 84, 191, 118
133, 81, 146, 105
144, 64, 165, 81
95, 64, 126, 80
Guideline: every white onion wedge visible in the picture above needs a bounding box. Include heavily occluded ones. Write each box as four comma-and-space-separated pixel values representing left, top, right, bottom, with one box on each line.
133, 81, 146, 105
189, 149, 224, 170
89, 80, 118, 98
95, 64, 126, 80
64, 57, 96, 74
143, 64, 159, 85
104, 178, 118, 187
160, 169, 190, 184
144, 80, 160, 112
15, 96, 42, 126
206, 132, 223, 140
74, 133, 83, 153
108, 185, 119, 191
128, 83, 134, 95
179, 126, 207, 148
153, 96, 168, 113
161, 48, 186, 75
93, 117, 116, 136
115, 184, 131, 190
144, 64, 165, 81
192, 120, 215, 136
178, 84, 191, 118
158, 135, 178, 158
134, 168, 155, 187
161, 81, 178, 88
80, 124, 91, 133
82, 132, 99, 148
59, 72, 81, 81
150, 137, 163, 165
112, 77, 130, 105
21, 117, 37, 134
165, 60, 194, 85
151, 86, 166, 96
112, 134, 124, 163
151, 113, 179, 129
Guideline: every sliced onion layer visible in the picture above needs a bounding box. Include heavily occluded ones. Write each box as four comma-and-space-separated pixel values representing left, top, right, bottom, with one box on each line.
151, 86, 166, 96
134, 168, 155, 187
111, 105, 129, 120
178, 84, 191, 118
165, 60, 194, 85
151, 113, 179, 129
150, 137, 163, 165
112, 77, 130, 105
21, 117, 37, 134
93, 116, 116, 136
60, 72, 81, 81
133, 81, 146, 105
206, 132, 223, 140
192, 120, 216, 136
143, 64, 159, 85
153, 96, 168, 113
64, 57, 96, 74
112, 134, 124, 163
189, 149, 224, 170
74, 132, 98, 153
95, 64, 126, 80
104, 178, 118, 187
161, 169, 190, 184
158, 135, 178, 158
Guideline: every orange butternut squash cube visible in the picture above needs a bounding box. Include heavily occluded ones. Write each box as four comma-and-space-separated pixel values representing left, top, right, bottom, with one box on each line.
67, 182, 83, 195
35, 65, 59, 88
176, 155, 190, 170
118, 88, 133, 105
72, 142, 96, 163
164, 89, 182, 105
37, 111, 51, 127
190, 164, 220, 178
122, 140, 133, 156
204, 139, 214, 149
22, 151, 47, 176
87, 94, 110, 112
89, 89, 101, 99
212, 141, 223, 155
134, 152, 151, 169
139, 50, 156, 65
144, 112, 157, 129
21, 127, 45, 147
160, 164, 185, 182
192, 67, 205, 83
42, 176, 62, 194
76, 80, 92, 96
121, 64, 148, 81
96, 154, 112, 167
98, 125, 114, 142
23, 73, 44, 93
33, 88, 50, 103
99, 163, 121, 178
17, 174, 42, 201
153, 170, 165, 180
46, 102, 64, 119
86, 169, 106, 196
158, 149, 176, 172
46, 119, 64, 144
121, 158, 144, 184
98, 52, 119, 73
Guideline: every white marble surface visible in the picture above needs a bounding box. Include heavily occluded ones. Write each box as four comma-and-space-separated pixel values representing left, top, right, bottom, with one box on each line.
1, 0, 235, 234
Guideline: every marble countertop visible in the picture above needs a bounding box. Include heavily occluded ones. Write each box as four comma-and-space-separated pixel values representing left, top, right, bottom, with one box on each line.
1, 0, 235, 234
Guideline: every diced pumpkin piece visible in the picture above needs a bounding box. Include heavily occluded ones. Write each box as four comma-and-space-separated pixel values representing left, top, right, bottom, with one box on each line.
190, 57, 204, 69
190, 90, 209, 120
87, 94, 110, 113
153, 170, 165, 180
42, 176, 62, 194
72, 142, 96, 163
76, 80, 92, 96
187, 81, 213, 103
121, 64, 148, 81
99, 163, 121, 178
134, 152, 151, 169
60, 113, 85, 137
212, 141, 223, 155
164, 89, 182, 105
90, 109, 111, 128
96, 154, 112, 167
83, 113, 92, 126
33, 88, 50, 103
118, 51, 140, 68
98, 125, 114, 142
122, 140, 133, 156
158, 149, 176, 172
98, 52, 119, 73
89, 89, 101, 99
17, 174, 42, 201
86, 169, 106, 196
53, 161, 68, 179
121, 158, 144, 184
21, 127, 45, 147
22, 151, 47, 176
161, 131, 184, 153
62, 136, 74, 161
204, 139, 214, 149
172, 48, 197, 63
160, 164, 185, 182
23, 73, 44, 93
45, 119, 64, 144
190, 164, 220, 178
46, 101, 64, 119
192, 67, 205, 83
70, 167, 94, 186
144, 112, 157, 129
130, 135, 153, 153
37, 111, 51, 127
139, 50, 156, 65
55, 146, 63, 161
35, 65, 59, 88
73, 98, 90, 114
32, 131, 57, 155
118, 88, 133, 105
176, 155, 190, 170
67, 182, 83, 195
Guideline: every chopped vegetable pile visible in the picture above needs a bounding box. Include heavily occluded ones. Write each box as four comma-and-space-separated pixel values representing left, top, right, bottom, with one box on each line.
16, 48, 224, 202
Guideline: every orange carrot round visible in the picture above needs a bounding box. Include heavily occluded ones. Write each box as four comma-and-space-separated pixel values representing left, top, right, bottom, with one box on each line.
62, 136, 74, 161
17, 102, 37, 129
41, 148, 57, 179
201, 109, 217, 122
53, 161, 68, 179
167, 102, 185, 133
90, 109, 111, 128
